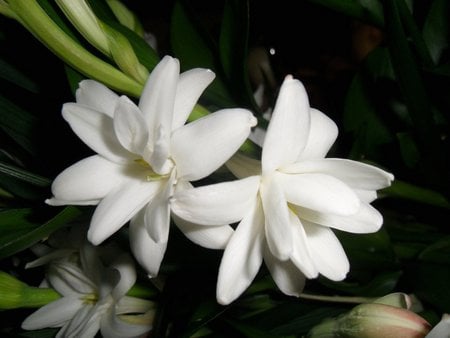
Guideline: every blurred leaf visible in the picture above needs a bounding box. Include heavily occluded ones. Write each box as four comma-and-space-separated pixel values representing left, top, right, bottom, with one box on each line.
423, 0, 449, 64
407, 262, 450, 313
306, 0, 383, 27
396, 132, 420, 168
384, 0, 445, 182
226, 319, 279, 338
0, 161, 50, 187
419, 236, 450, 265
319, 270, 403, 297
383, 180, 450, 209
0, 95, 38, 154
343, 72, 392, 160
219, 0, 255, 110
0, 206, 81, 259
0, 58, 39, 93
170, 0, 235, 108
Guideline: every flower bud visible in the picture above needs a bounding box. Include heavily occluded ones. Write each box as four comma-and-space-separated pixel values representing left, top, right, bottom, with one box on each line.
106, 0, 145, 37
0, 271, 60, 309
308, 297, 431, 338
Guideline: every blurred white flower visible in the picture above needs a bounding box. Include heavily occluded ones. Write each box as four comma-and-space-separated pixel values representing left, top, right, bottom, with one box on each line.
22, 243, 154, 338
172, 75, 394, 305
46, 55, 257, 276
426, 314, 450, 338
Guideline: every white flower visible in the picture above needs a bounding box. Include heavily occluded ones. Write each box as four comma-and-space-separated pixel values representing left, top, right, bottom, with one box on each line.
46, 55, 257, 276
171, 75, 394, 305
22, 243, 154, 338
426, 314, 450, 338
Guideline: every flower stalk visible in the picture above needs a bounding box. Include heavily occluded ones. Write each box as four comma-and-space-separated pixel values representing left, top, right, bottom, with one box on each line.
0, 271, 60, 309
6, 0, 143, 97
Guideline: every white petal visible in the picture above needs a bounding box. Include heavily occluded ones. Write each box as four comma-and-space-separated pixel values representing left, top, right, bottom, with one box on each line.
225, 152, 262, 179
113, 96, 149, 155
260, 178, 293, 260
100, 308, 151, 338
62, 103, 132, 163
263, 248, 306, 297
354, 189, 378, 203
281, 158, 394, 191
88, 179, 161, 245
49, 155, 126, 204
303, 221, 349, 281
171, 108, 257, 181
261, 76, 310, 174
21, 297, 83, 329
46, 198, 100, 206
79, 242, 104, 287
139, 55, 179, 137
293, 203, 383, 234
116, 296, 155, 314
298, 108, 338, 160
171, 176, 260, 226
277, 172, 360, 216
172, 68, 215, 129
216, 201, 265, 305
130, 210, 167, 277
148, 124, 171, 174
48, 262, 95, 295
145, 175, 173, 244
62, 304, 101, 338
75, 80, 119, 118
172, 212, 233, 249
110, 254, 136, 300
288, 212, 318, 279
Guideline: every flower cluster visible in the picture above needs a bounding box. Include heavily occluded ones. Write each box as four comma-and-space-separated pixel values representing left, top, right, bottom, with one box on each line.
45, 56, 393, 306
22, 227, 155, 338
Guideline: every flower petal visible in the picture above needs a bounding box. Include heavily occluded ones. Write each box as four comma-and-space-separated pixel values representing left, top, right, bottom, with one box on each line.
281, 158, 394, 191
261, 76, 310, 174
293, 202, 383, 234
110, 254, 136, 300
61, 304, 101, 338
139, 55, 179, 137
48, 155, 126, 205
100, 307, 152, 338
171, 175, 260, 226
297, 108, 338, 161
263, 248, 306, 297
226, 152, 262, 179
277, 172, 360, 216
48, 262, 95, 295
130, 210, 167, 277
172, 68, 215, 129
303, 221, 349, 281
113, 96, 149, 155
88, 179, 161, 245
288, 212, 318, 279
216, 200, 265, 305
171, 108, 257, 181
260, 177, 293, 260
62, 103, 132, 163
172, 213, 233, 249
145, 175, 173, 244
21, 296, 83, 330
75, 80, 119, 118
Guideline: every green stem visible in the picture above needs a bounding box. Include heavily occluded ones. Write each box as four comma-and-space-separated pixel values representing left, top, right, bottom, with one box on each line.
7, 0, 143, 97
299, 293, 376, 304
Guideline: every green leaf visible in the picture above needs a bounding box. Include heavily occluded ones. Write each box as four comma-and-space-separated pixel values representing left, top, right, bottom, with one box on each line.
0, 206, 82, 259
343, 72, 392, 160
305, 0, 383, 27
396, 132, 420, 168
219, 0, 255, 110
0, 57, 39, 93
384, 0, 445, 180
383, 180, 450, 209
0, 95, 38, 154
0, 161, 50, 187
423, 0, 450, 64
419, 236, 450, 265
170, 0, 235, 108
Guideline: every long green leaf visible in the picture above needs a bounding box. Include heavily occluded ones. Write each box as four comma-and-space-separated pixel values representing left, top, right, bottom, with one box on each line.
170, 0, 235, 108
0, 206, 82, 259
